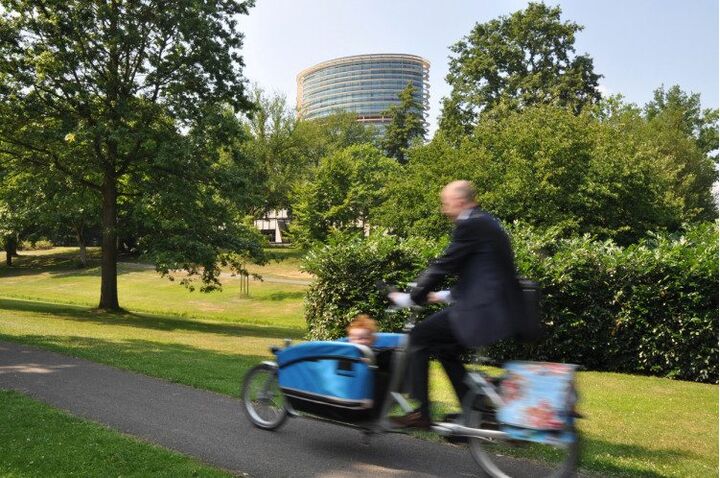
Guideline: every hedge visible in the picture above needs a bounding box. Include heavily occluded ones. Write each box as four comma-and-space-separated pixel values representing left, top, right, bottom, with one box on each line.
301, 232, 444, 341
302, 223, 718, 383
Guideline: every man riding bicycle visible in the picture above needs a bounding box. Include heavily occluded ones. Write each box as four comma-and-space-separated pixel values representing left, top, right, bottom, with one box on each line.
390, 180, 525, 429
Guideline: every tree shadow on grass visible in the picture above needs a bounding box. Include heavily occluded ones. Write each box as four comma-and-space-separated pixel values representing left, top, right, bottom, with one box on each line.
259, 291, 307, 301
0, 298, 304, 340
0, 250, 138, 278
0, 333, 268, 398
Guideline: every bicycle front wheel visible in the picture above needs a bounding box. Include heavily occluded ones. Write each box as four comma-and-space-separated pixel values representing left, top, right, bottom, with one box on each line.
241, 363, 288, 430
463, 395, 579, 478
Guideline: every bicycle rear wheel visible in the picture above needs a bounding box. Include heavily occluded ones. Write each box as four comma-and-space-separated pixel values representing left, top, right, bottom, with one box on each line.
242, 363, 288, 430
463, 395, 579, 478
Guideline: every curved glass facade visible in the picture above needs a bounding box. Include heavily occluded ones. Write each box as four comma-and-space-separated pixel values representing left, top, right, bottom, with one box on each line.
297, 54, 430, 129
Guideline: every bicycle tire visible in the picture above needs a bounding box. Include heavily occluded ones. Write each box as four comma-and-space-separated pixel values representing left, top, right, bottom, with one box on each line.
462, 391, 579, 478
241, 363, 288, 430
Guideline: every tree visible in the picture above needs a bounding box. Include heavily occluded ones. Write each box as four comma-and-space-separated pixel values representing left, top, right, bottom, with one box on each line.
241, 87, 299, 213
641, 86, 718, 222
290, 144, 401, 247
438, 2, 601, 138
0, 163, 21, 266
645, 85, 719, 156
0, 164, 99, 267
0, 1, 258, 309
378, 101, 712, 245
116, 108, 267, 292
240, 87, 381, 215
381, 82, 427, 163
294, 111, 380, 167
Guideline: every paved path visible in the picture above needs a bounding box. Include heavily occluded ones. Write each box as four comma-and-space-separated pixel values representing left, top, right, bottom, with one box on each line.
0, 341, 566, 477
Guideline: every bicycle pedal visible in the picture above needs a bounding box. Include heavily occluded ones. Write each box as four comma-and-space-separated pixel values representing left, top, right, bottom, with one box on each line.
443, 435, 468, 444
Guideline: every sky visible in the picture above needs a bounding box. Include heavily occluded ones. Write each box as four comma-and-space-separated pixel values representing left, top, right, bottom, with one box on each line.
237, 0, 719, 135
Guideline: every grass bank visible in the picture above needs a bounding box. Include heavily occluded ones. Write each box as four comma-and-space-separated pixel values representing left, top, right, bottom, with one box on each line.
0, 247, 306, 330
0, 390, 231, 477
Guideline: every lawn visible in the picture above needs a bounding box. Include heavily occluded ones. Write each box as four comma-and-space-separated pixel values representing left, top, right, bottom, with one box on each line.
0, 390, 232, 477
0, 247, 306, 331
0, 248, 717, 477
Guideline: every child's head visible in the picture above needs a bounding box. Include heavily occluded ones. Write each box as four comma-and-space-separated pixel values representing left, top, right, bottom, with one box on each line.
346, 314, 377, 347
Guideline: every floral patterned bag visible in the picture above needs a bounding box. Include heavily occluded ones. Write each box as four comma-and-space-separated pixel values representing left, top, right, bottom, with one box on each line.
496, 361, 578, 444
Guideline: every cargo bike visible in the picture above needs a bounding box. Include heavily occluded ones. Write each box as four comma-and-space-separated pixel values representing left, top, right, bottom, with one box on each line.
241, 296, 581, 478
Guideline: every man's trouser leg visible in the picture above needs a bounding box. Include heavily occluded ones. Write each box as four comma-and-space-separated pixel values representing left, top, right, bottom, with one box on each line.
408, 309, 467, 419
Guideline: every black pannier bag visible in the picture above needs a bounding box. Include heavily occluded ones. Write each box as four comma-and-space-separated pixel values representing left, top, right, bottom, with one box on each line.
516, 278, 542, 343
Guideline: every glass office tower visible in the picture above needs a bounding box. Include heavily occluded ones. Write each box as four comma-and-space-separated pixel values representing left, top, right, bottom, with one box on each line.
296, 54, 430, 129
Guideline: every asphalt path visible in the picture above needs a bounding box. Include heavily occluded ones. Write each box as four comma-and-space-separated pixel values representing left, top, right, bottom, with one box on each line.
0, 341, 573, 477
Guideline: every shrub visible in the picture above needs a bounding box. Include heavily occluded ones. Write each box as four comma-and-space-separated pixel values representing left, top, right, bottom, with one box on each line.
302, 223, 718, 383
301, 232, 444, 340
491, 222, 719, 383
19, 239, 54, 250
611, 223, 718, 382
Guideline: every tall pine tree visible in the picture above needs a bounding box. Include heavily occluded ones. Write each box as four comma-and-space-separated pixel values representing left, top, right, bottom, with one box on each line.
381, 83, 427, 164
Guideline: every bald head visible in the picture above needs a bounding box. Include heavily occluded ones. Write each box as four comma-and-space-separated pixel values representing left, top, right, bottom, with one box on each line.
441, 180, 477, 221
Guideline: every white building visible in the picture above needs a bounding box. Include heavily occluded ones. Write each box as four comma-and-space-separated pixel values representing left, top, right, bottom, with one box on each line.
254, 210, 289, 244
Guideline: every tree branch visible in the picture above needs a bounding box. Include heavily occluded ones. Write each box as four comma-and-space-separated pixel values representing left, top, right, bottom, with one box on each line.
0, 137, 102, 192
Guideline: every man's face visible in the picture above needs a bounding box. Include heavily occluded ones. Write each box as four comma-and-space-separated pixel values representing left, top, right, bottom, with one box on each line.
348, 327, 374, 347
441, 188, 467, 221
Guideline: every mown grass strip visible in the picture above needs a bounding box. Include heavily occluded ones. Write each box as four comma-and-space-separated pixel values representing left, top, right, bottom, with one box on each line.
0, 390, 232, 477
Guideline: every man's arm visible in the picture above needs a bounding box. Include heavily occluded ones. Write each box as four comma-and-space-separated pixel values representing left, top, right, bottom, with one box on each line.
410, 220, 477, 304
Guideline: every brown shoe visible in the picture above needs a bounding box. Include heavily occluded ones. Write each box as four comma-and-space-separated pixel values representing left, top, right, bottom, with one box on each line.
390, 411, 432, 430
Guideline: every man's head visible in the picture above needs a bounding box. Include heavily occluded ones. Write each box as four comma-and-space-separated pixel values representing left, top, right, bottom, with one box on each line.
441, 180, 477, 221
347, 314, 377, 347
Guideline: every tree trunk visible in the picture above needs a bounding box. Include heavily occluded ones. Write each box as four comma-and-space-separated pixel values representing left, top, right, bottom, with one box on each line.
4, 236, 13, 267
76, 224, 87, 268
8, 235, 18, 257
98, 175, 120, 310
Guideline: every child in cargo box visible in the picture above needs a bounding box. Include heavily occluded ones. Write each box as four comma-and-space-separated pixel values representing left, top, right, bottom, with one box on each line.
347, 314, 394, 414
346, 314, 377, 347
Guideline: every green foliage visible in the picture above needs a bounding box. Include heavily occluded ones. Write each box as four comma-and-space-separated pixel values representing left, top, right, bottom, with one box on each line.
439, 2, 601, 137
378, 102, 717, 244
302, 232, 444, 340
373, 137, 476, 238
302, 224, 718, 382
19, 239, 53, 251
645, 84, 719, 156
240, 88, 379, 213
123, 112, 268, 292
641, 86, 718, 222
289, 144, 401, 247
0, 161, 99, 265
295, 112, 380, 163
381, 82, 427, 163
492, 222, 719, 383
0, 0, 258, 308
241, 86, 309, 212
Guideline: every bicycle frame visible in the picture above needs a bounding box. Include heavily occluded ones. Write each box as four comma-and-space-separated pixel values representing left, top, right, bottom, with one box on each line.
432, 371, 511, 440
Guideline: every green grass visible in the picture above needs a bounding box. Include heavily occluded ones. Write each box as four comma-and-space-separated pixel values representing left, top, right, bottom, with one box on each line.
0, 248, 306, 330
0, 248, 717, 477
0, 297, 280, 396
0, 390, 232, 477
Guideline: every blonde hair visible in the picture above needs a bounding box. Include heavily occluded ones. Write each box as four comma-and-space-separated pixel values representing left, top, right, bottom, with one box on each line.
346, 314, 377, 335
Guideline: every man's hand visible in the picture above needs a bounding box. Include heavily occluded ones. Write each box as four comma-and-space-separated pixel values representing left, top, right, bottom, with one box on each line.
388, 292, 414, 307
428, 290, 452, 304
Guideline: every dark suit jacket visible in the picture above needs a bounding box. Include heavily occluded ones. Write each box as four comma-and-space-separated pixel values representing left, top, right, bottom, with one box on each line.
410, 207, 524, 347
